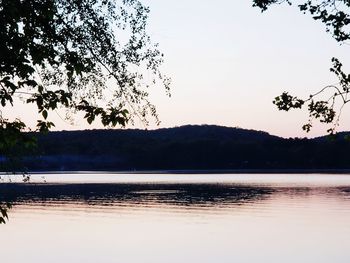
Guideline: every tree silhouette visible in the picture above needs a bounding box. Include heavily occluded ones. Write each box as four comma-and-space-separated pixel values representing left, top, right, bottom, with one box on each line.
0, 0, 170, 169
253, 0, 350, 134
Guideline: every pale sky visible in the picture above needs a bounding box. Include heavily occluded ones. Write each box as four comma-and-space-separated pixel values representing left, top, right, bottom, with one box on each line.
5, 0, 350, 138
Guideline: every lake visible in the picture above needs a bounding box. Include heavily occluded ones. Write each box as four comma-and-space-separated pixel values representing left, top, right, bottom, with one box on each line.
1, 173, 350, 263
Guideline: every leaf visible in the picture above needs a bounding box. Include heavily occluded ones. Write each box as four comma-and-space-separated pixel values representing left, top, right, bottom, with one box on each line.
87, 116, 94, 124
42, 110, 48, 120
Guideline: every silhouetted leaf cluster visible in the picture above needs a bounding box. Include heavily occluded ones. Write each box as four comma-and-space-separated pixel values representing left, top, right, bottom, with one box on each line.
0, 118, 37, 171
253, 0, 350, 133
0, 0, 170, 170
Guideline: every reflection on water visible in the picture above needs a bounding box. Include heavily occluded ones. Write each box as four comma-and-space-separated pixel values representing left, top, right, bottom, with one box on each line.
1, 174, 350, 263
0, 184, 274, 223
0, 183, 274, 216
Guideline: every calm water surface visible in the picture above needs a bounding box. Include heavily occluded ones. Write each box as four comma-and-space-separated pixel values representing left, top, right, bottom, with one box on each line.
1, 173, 350, 263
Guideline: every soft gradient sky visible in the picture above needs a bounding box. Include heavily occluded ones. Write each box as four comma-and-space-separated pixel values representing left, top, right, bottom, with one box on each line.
6, 0, 350, 138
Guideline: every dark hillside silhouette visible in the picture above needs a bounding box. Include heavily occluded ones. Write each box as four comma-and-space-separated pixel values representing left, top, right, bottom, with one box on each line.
4, 125, 350, 171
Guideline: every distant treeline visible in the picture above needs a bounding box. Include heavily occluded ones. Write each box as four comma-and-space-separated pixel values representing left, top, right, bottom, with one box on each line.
6, 125, 350, 171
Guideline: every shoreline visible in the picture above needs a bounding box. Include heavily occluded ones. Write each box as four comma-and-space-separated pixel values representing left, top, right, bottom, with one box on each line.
2, 169, 350, 175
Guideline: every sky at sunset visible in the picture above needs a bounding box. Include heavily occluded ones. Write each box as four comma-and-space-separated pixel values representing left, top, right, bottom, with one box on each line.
5, 0, 350, 138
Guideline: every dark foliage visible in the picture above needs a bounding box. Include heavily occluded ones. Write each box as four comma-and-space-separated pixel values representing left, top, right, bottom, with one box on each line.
0, 0, 170, 172
253, 0, 350, 133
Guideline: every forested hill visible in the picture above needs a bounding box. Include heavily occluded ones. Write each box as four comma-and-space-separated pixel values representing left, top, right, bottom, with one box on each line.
19, 125, 350, 171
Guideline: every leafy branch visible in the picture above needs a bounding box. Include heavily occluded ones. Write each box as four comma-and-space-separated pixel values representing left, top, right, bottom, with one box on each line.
0, 0, 171, 171
253, 0, 350, 133
273, 57, 350, 133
